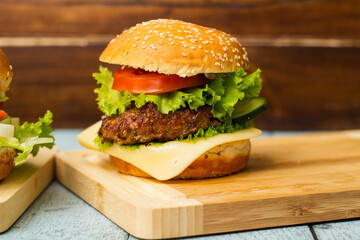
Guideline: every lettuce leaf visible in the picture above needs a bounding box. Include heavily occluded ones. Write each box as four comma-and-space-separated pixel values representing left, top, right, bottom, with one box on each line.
94, 66, 262, 120
0, 110, 55, 165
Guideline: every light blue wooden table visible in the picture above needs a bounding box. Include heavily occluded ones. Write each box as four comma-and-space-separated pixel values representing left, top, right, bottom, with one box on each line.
1, 130, 360, 240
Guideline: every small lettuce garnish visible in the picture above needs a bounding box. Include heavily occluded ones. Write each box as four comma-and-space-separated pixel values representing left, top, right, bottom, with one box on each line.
0, 110, 55, 165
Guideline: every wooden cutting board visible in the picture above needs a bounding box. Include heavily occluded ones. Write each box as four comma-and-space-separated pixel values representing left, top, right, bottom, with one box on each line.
55, 130, 360, 239
0, 147, 58, 233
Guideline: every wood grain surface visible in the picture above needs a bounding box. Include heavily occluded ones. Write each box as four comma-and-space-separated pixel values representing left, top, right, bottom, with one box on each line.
0, 147, 58, 233
1, 43, 359, 130
1, 0, 359, 37
56, 130, 360, 239
1, 0, 359, 130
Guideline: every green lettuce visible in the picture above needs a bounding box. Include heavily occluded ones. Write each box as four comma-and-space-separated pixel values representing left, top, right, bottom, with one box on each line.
0, 110, 55, 165
93, 66, 262, 148
94, 66, 262, 120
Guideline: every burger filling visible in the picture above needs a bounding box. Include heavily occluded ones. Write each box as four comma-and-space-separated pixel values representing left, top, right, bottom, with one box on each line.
98, 102, 219, 145
94, 66, 264, 147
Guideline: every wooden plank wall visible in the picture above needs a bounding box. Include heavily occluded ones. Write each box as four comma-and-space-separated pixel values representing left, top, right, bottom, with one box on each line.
0, 0, 359, 129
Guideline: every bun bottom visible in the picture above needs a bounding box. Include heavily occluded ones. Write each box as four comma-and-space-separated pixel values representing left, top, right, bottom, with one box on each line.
0, 147, 16, 181
110, 140, 251, 180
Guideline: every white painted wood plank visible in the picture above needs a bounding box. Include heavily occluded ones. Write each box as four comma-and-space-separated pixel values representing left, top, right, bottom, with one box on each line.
128, 225, 314, 240
312, 220, 360, 240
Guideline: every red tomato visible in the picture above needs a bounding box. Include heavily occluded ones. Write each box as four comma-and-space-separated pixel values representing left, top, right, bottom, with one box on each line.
112, 67, 207, 94
0, 110, 7, 121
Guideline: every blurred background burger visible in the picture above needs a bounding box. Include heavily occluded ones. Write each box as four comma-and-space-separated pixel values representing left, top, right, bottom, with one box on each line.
0, 49, 54, 181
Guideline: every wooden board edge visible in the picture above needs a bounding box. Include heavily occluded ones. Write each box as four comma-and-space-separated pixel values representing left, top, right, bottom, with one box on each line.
55, 150, 204, 239
202, 190, 360, 234
0, 148, 57, 233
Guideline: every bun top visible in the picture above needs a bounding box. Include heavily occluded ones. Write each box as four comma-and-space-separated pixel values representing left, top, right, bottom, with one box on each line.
0, 49, 13, 99
100, 19, 249, 77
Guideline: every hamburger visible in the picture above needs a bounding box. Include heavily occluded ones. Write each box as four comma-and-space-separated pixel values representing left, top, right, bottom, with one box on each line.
77, 19, 266, 180
0, 49, 54, 181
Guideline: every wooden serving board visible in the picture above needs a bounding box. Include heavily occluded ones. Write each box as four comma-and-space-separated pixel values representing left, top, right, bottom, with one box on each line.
0, 147, 58, 233
56, 130, 360, 239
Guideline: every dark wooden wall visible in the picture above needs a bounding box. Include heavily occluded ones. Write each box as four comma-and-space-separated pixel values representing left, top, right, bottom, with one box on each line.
0, 0, 359, 130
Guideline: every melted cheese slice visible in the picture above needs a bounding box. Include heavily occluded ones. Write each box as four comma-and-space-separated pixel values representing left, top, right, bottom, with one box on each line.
77, 121, 262, 180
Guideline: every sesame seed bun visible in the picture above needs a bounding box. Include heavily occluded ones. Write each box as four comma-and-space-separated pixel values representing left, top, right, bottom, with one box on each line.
109, 140, 251, 180
0, 49, 13, 99
100, 19, 249, 77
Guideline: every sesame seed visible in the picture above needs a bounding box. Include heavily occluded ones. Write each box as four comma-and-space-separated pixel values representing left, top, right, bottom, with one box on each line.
7, 71, 9, 76
124, 50, 128, 55
169, 38, 172, 42
127, 38, 130, 42
237, 62, 240, 67
142, 45, 147, 49
178, 30, 182, 33
223, 46, 227, 51
182, 52, 187, 56
215, 62, 220, 66
142, 41, 146, 45
159, 40, 162, 45
151, 46, 157, 50
9, 65, 12, 70
199, 45, 202, 49
144, 35, 150, 40
191, 46, 196, 50
134, 37, 139, 40
133, 44, 137, 47
204, 50, 209, 53
170, 41, 174, 45
110, 38, 115, 43
149, 30, 153, 33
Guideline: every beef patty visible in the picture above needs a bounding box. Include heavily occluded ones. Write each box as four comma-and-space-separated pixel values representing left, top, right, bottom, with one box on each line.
98, 103, 220, 145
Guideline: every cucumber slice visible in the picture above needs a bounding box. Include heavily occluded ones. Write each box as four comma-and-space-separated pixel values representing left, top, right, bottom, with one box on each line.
231, 97, 267, 122
0, 116, 11, 125
0, 116, 20, 126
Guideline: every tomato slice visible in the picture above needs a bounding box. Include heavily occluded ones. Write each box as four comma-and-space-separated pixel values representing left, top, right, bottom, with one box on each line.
0, 110, 8, 121
112, 67, 207, 94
